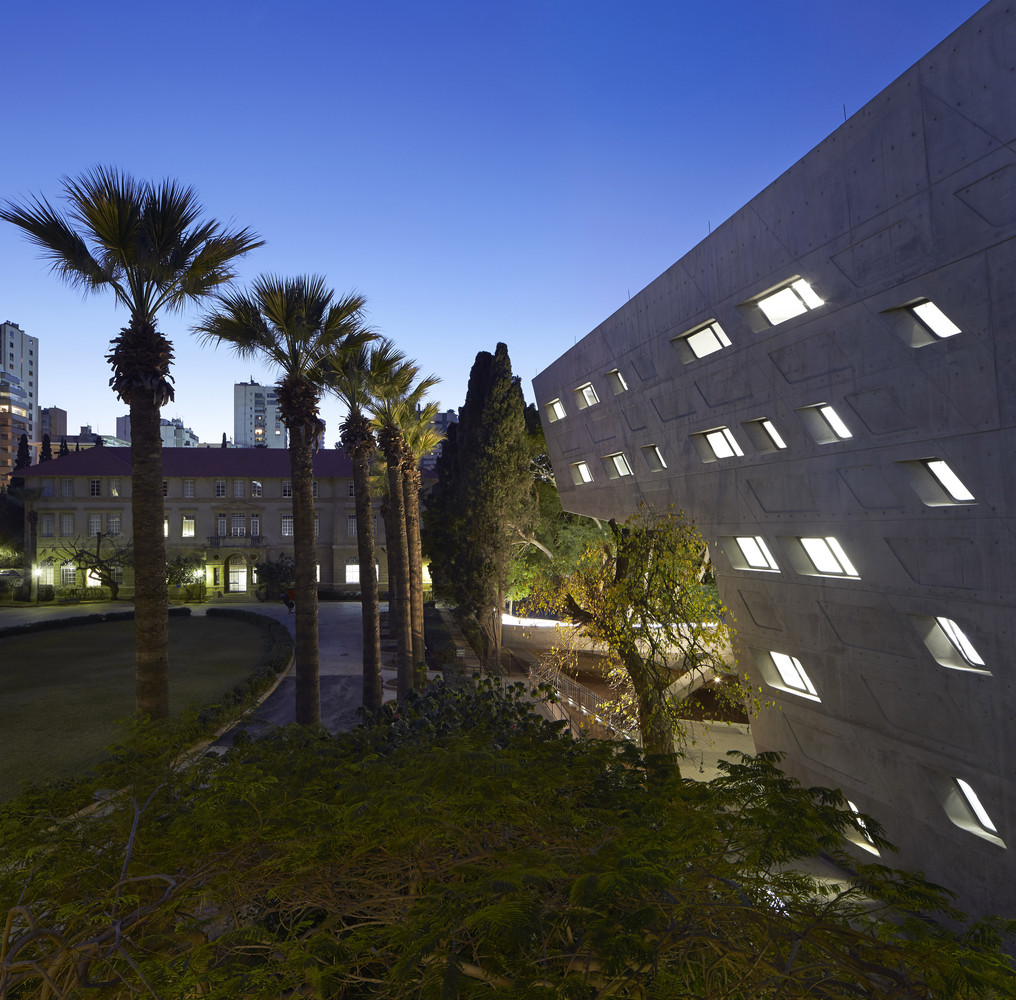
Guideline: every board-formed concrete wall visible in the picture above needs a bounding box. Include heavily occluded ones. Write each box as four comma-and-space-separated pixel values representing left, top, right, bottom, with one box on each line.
534, 0, 1015, 918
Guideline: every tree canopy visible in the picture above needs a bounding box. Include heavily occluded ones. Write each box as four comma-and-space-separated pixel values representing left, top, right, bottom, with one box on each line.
1, 681, 1012, 998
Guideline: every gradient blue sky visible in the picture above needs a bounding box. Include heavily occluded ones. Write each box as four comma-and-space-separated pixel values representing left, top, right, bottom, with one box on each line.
1, 0, 985, 445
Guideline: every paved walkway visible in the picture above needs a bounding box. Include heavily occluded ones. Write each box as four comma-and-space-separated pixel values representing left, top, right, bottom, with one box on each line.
0, 600, 396, 737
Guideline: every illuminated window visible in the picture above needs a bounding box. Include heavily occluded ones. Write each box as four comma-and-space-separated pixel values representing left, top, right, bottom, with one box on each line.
798, 403, 852, 444
182, 515, 195, 538
733, 536, 780, 571
756, 278, 823, 326
909, 300, 960, 339
846, 801, 881, 856
695, 427, 743, 462
954, 779, 999, 836
604, 452, 633, 479
899, 458, 976, 506
913, 614, 988, 673
164, 517, 169, 538
573, 383, 599, 410
282, 514, 294, 537
570, 461, 593, 485
672, 320, 731, 361
798, 536, 859, 578
940, 776, 1005, 846
743, 417, 788, 453
641, 445, 667, 472
770, 652, 820, 699
60, 562, 76, 587
605, 369, 628, 394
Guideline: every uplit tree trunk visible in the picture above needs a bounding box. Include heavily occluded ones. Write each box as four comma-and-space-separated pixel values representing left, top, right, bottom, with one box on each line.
288, 424, 320, 727
379, 430, 412, 697
129, 391, 169, 719
402, 460, 427, 687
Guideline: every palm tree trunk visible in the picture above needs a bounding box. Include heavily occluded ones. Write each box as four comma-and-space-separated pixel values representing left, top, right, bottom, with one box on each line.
130, 394, 169, 719
402, 462, 426, 688
352, 444, 383, 712
383, 449, 412, 698
289, 429, 320, 726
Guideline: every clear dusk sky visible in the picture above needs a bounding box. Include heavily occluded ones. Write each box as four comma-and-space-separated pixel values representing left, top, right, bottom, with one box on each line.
0, 0, 985, 446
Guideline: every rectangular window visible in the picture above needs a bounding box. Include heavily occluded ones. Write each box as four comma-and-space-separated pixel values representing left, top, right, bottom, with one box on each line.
603, 452, 633, 479
641, 445, 667, 472
60, 513, 73, 536
573, 383, 599, 410
110, 478, 120, 497
87, 513, 102, 536
107, 513, 121, 536
545, 398, 566, 423
183, 479, 195, 498
61, 563, 76, 587
89, 479, 101, 497
282, 514, 294, 537
954, 778, 999, 835
251, 514, 260, 536
348, 480, 355, 498
345, 562, 360, 584
164, 517, 169, 538
283, 480, 293, 499
40, 513, 54, 537
347, 514, 357, 536
233, 480, 244, 498
312, 481, 319, 498
742, 417, 788, 453
569, 461, 593, 485
798, 536, 859, 578
729, 536, 780, 572
314, 513, 320, 536
217, 514, 227, 536
605, 369, 628, 394
42, 478, 53, 497
912, 614, 988, 673
251, 480, 262, 498
231, 513, 246, 537
163, 480, 168, 498
693, 427, 744, 462
215, 479, 226, 498
61, 478, 73, 498
797, 403, 852, 444
771, 652, 820, 698
182, 515, 195, 538
40, 564, 54, 586
672, 320, 731, 361
756, 278, 823, 326
910, 300, 960, 339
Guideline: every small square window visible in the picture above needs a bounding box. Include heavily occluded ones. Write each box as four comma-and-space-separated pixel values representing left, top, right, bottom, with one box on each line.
641, 445, 667, 472
756, 278, 823, 326
544, 397, 565, 423
603, 452, 632, 479
605, 369, 628, 394
569, 461, 593, 485
692, 427, 744, 463
672, 320, 731, 362
573, 383, 599, 410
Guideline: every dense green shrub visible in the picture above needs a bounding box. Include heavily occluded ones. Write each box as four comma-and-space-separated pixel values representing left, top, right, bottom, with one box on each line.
37, 584, 54, 602
1, 681, 1012, 999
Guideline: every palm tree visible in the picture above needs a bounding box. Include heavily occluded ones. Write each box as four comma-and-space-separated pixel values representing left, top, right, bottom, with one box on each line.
370, 366, 438, 699
400, 401, 444, 687
195, 275, 370, 726
328, 340, 404, 714
1, 167, 261, 718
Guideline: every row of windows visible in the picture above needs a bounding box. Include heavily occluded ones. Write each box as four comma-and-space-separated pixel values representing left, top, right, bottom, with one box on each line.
755, 647, 1003, 848
39, 512, 121, 537
42, 478, 357, 500
160, 512, 378, 539
543, 281, 964, 423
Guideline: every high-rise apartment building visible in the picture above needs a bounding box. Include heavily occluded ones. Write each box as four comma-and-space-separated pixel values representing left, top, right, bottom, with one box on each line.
1, 321, 39, 485
233, 380, 286, 448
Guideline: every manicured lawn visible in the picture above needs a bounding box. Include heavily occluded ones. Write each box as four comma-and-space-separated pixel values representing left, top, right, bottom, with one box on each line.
0, 617, 273, 799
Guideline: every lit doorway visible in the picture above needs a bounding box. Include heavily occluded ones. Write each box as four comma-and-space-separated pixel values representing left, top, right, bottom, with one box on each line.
226, 555, 247, 593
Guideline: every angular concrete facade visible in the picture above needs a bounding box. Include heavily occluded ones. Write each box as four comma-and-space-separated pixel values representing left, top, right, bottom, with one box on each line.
534, 0, 1015, 918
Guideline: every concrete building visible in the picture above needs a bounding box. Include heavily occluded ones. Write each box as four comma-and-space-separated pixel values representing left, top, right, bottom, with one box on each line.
534, 0, 1016, 918
160, 417, 199, 448
20, 448, 389, 597
1, 321, 39, 471
234, 380, 286, 448
0, 373, 29, 488
40, 406, 67, 442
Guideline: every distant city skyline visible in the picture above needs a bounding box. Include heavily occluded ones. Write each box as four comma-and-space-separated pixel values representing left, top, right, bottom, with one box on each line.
1, 0, 985, 445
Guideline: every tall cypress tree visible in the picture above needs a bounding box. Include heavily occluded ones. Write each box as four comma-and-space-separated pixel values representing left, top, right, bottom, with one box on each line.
13, 434, 30, 472
425, 343, 534, 670
58, 437, 69, 457
40, 433, 52, 462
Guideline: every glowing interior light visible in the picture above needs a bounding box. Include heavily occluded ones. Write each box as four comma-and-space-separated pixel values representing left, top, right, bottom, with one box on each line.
736, 536, 779, 570
757, 279, 823, 325
956, 778, 998, 833
818, 405, 852, 439
926, 460, 974, 502
935, 617, 984, 666
824, 537, 859, 576
770, 652, 819, 697
800, 536, 859, 577
571, 462, 593, 484
704, 428, 743, 459
760, 419, 787, 449
684, 322, 732, 358
606, 453, 632, 478
912, 300, 961, 338
546, 398, 566, 422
